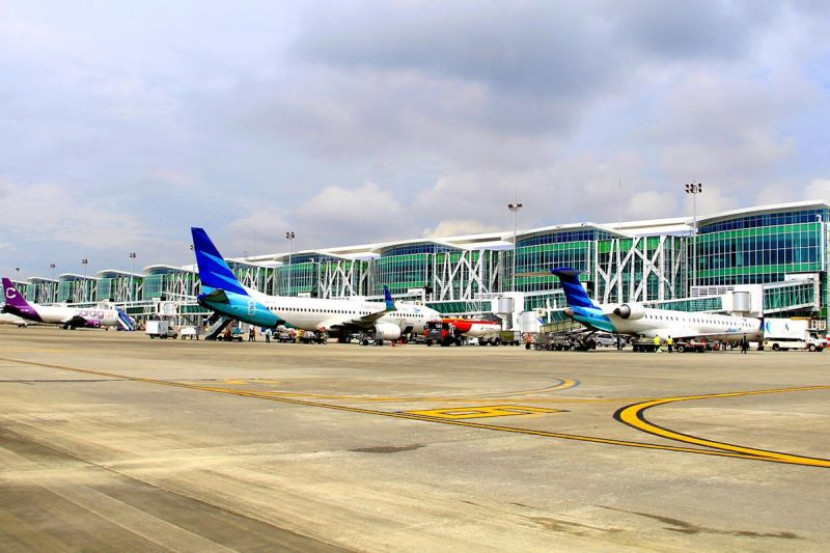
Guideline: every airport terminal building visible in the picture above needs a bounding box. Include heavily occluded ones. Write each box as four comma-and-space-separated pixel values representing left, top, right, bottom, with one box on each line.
12, 200, 830, 329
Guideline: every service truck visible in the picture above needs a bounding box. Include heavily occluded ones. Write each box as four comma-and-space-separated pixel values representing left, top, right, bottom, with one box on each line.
145, 320, 177, 339
763, 319, 825, 352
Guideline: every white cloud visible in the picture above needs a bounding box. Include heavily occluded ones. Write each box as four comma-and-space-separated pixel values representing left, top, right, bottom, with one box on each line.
804, 179, 830, 202
0, 179, 143, 249
224, 209, 291, 257
224, 182, 410, 252
2, 3, 830, 278
624, 191, 676, 221
423, 220, 502, 238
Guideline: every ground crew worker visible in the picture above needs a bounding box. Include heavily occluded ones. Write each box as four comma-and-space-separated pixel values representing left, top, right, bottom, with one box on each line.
666, 335, 674, 353
653, 334, 661, 352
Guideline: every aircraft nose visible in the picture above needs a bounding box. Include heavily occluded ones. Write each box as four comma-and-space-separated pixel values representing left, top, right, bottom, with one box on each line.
564, 308, 574, 317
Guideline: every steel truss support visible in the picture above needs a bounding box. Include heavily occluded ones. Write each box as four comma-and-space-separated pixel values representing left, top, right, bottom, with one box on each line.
433, 251, 494, 301
596, 236, 683, 304
159, 271, 200, 302
318, 261, 369, 299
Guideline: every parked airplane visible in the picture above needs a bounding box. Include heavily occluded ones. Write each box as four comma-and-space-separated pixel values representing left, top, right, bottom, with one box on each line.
443, 318, 502, 340
1, 278, 133, 330
425, 317, 503, 346
551, 267, 763, 343
191, 227, 442, 343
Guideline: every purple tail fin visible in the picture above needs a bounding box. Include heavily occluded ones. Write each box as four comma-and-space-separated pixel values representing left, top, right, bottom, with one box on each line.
2, 278, 41, 321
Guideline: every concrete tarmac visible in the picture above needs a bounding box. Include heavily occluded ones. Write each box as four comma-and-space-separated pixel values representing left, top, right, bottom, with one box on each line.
1, 326, 828, 552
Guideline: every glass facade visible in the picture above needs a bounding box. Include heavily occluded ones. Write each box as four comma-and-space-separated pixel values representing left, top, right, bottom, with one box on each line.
279, 262, 321, 296
382, 243, 457, 256
13, 203, 830, 324
700, 209, 828, 233
373, 253, 431, 295
763, 281, 818, 313
97, 278, 113, 301
514, 241, 592, 293
142, 275, 164, 299
696, 223, 823, 284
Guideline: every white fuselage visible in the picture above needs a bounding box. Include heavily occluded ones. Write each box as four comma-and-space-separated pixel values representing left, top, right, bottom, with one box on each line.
464, 322, 502, 338
35, 304, 121, 328
610, 307, 762, 340
248, 289, 440, 333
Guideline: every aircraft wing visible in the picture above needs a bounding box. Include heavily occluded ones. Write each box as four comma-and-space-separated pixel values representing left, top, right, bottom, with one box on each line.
323, 286, 397, 332
66, 315, 101, 328
324, 310, 389, 333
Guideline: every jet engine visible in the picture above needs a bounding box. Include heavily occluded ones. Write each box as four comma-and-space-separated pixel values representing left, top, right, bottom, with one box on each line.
613, 303, 646, 320
373, 322, 402, 342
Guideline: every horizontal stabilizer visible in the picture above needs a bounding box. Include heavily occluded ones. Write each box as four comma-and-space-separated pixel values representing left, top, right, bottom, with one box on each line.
201, 288, 230, 304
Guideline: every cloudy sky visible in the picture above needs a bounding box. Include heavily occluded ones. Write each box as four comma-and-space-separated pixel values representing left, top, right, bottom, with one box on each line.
2, 1, 830, 278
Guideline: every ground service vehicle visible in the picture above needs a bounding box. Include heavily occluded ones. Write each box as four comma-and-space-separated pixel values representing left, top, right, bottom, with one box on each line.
763, 319, 825, 351
179, 326, 201, 340
300, 330, 328, 344
219, 327, 244, 342
674, 338, 715, 352
631, 337, 660, 352
145, 320, 177, 339
500, 330, 521, 346
424, 320, 463, 346
423, 318, 503, 346
534, 332, 596, 351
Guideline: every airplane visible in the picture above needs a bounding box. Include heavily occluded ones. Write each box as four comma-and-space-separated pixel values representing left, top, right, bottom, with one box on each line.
425, 317, 503, 346
2, 277, 133, 330
191, 227, 442, 344
551, 267, 764, 345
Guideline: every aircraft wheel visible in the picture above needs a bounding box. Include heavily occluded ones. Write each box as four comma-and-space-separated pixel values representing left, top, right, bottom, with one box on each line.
772, 343, 780, 351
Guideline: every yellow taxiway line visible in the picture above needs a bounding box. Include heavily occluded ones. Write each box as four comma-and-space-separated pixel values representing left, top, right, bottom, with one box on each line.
2, 357, 828, 468
616, 386, 830, 468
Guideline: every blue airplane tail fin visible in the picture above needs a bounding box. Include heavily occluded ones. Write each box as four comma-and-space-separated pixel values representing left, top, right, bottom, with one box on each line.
383, 285, 397, 311
551, 267, 598, 308
191, 227, 249, 297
